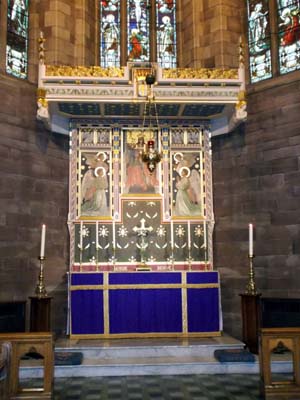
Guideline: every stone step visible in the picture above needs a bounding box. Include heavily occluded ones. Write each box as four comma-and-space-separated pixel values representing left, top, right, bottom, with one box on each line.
54, 334, 245, 360
20, 354, 293, 378
19, 334, 293, 379
55, 342, 245, 360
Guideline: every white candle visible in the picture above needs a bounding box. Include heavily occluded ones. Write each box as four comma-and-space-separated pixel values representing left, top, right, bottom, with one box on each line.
96, 221, 99, 249
187, 221, 191, 248
112, 219, 116, 248
204, 221, 207, 249
80, 221, 83, 249
40, 224, 46, 258
170, 220, 174, 248
249, 223, 253, 256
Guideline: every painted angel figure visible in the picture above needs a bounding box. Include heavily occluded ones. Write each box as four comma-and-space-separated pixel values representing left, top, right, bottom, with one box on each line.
174, 167, 202, 217
81, 153, 109, 216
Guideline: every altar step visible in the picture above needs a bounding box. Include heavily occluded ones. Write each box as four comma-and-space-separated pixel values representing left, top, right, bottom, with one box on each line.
20, 334, 292, 378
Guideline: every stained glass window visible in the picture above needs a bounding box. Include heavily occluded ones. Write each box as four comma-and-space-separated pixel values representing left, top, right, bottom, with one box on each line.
247, 0, 272, 83
156, 0, 177, 68
127, 0, 150, 62
6, 0, 29, 79
100, 0, 121, 67
277, 0, 300, 74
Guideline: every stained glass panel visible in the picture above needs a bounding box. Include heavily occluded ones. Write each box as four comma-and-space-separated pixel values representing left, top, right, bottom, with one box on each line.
127, 0, 150, 62
156, 0, 177, 68
247, 0, 272, 83
277, 0, 300, 74
6, 0, 29, 79
100, 0, 121, 67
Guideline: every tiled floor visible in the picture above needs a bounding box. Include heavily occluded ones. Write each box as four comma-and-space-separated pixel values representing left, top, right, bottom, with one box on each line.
23, 374, 264, 399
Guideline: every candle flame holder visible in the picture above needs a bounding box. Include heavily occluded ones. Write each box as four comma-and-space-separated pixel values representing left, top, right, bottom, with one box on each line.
245, 255, 257, 295
35, 256, 48, 297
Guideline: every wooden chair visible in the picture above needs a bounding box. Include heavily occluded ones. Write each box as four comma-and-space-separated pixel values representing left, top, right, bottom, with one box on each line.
0, 332, 54, 399
259, 327, 300, 399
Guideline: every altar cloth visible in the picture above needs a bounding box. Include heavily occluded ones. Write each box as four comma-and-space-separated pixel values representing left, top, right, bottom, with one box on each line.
69, 271, 222, 338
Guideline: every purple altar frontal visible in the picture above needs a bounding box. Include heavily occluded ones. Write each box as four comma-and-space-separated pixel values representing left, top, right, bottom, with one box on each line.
69, 271, 222, 338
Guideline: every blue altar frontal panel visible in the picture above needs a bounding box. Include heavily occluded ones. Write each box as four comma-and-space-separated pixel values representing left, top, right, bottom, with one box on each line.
70, 271, 222, 338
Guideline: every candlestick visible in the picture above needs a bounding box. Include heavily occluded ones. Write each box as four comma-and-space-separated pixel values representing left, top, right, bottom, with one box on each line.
40, 224, 46, 258
249, 223, 253, 257
245, 255, 257, 295
35, 256, 47, 297
187, 221, 191, 249
170, 220, 174, 248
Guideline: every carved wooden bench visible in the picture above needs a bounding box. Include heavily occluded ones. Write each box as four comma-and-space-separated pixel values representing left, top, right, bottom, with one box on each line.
259, 327, 300, 399
0, 332, 54, 399
0, 341, 11, 400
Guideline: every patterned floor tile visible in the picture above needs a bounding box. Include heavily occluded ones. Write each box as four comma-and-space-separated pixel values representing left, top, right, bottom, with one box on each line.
23, 374, 265, 400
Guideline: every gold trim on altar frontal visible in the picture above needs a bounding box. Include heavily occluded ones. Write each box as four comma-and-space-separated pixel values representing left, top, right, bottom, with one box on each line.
103, 272, 109, 335
70, 283, 219, 291
182, 272, 188, 334
70, 332, 222, 339
162, 68, 239, 80
45, 65, 125, 78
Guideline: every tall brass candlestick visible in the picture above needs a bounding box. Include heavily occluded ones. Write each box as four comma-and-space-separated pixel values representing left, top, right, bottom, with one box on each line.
35, 256, 48, 297
245, 255, 257, 295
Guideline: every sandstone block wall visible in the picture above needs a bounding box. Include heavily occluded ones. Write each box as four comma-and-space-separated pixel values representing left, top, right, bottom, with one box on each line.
212, 75, 300, 338
0, 75, 69, 334
179, 0, 243, 68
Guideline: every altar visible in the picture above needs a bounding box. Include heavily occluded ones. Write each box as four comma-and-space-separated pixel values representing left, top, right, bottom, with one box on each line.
42, 61, 245, 340
70, 271, 222, 338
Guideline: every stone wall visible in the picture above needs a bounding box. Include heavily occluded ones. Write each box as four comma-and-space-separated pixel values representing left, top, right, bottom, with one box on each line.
179, 0, 243, 68
212, 74, 300, 339
0, 75, 69, 334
